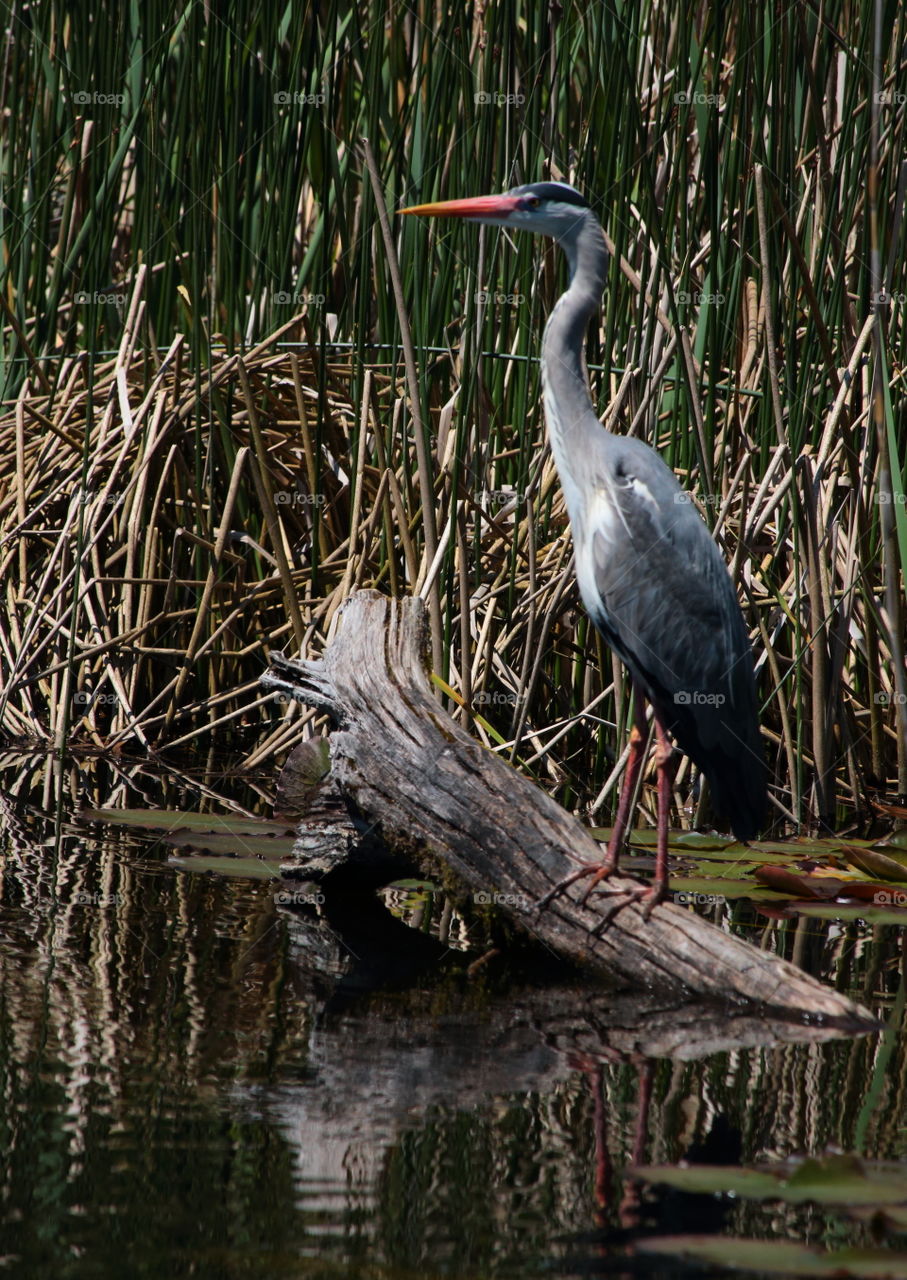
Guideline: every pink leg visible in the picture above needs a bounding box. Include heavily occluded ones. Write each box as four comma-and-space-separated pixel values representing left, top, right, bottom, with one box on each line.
586, 705, 676, 930
535, 686, 649, 911
643, 712, 676, 917
601, 692, 649, 871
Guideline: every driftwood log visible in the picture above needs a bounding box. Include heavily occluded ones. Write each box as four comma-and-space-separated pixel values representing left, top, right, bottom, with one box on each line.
262, 591, 876, 1028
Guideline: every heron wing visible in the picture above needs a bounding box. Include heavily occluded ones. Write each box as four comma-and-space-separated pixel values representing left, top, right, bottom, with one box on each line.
580, 437, 765, 835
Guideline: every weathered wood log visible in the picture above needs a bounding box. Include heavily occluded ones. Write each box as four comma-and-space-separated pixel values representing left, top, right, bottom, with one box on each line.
261, 590, 876, 1028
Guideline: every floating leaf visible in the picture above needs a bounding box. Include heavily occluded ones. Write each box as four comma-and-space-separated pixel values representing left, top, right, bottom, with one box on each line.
750, 837, 877, 855
632, 1165, 777, 1196
637, 1236, 907, 1277
671, 832, 737, 850
164, 831, 298, 858
634, 1154, 907, 1207
753, 866, 839, 898
682, 848, 802, 868
833, 880, 907, 904
80, 808, 295, 837
845, 847, 907, 883
585, 827, 907, 904
670, 876, 782, 901
782, 1154, 907, 1204
168, 855, 285, 880
679, 860, 759, 881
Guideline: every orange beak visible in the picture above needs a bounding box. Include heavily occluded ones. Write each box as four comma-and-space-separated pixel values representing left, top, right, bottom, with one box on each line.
399, 194, 522, 219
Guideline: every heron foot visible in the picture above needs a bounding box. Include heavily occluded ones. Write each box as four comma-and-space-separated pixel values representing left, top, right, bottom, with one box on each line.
589, 884, 650, 933
533, 858, 617, 913
589, 880, 668, 935
640, 880, 668, 920
535, 858, 668, 932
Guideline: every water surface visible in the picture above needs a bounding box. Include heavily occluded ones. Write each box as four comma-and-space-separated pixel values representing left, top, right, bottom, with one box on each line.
0, 751, 902, 1278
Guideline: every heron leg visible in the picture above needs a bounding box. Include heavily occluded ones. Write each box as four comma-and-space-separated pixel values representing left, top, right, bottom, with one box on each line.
594, 690, 650, 884
534, 688, 648, 913
641, 711, 676, 919
587, 708, 676, 932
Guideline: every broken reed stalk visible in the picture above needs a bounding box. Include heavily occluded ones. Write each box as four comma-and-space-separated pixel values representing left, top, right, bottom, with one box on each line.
0, 322, 903, 835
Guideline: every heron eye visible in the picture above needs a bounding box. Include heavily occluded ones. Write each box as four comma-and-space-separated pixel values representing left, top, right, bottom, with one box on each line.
528, 197, 541, 208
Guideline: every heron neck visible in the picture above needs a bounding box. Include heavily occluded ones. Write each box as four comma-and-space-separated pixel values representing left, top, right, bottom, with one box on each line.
541, 214, 609, 510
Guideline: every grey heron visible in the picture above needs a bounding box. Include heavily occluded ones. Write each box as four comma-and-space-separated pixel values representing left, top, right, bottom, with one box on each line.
401, 181, 765, 914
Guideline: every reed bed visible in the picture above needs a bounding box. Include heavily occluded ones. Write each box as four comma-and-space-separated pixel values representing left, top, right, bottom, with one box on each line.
1, 0, 905, 836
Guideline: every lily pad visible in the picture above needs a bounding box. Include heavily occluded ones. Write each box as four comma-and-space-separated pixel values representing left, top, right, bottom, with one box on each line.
670, 832, 738, 850
164, 831, 298, 858
750, 837, 877, 855
670, 876, 782, 902
753, 866, 843, 899
682, 847, 805, 867
679, 859, 760, 881
783, 1155, 907, 1203
637, 1237, 907, 1277
80, 808, 295, 837
845, 846, 907, 884
168, 854, 286, 880
634, 1154, 907, 1207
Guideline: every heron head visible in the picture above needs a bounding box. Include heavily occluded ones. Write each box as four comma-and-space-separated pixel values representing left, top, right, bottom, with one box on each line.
400, 181, 592, 244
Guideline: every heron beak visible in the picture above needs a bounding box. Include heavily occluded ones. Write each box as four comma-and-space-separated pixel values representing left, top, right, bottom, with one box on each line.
399, 194, 522, 220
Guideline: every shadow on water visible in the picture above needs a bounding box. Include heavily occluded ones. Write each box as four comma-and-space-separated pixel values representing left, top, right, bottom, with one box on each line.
0, 749, 904, 1278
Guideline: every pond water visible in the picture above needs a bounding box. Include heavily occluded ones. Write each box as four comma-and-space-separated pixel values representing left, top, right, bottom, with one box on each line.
0, 751, 904, 1279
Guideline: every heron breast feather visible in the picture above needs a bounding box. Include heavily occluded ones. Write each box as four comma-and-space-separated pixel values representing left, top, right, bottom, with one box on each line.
573, 490, 623, 617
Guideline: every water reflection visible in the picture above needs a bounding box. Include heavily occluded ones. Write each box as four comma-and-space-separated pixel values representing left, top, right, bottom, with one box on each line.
0, 751, 901, 1278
